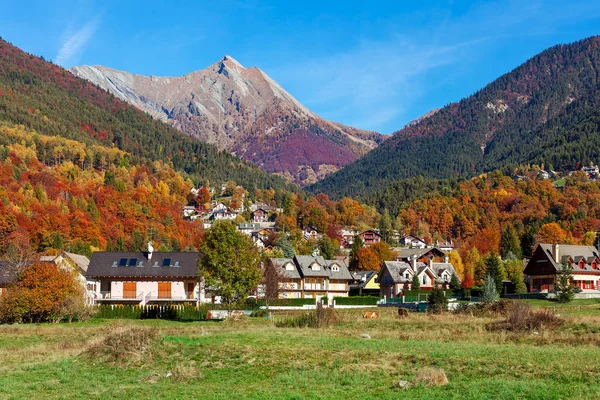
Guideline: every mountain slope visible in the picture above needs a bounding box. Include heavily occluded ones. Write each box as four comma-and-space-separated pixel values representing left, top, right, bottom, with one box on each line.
71, 57, 382, 185
0, 38, 294, 192
311, 35, 600, 198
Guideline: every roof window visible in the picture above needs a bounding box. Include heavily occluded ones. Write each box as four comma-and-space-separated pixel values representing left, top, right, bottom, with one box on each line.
118, 258, 128, 267
162, 258, 172, 267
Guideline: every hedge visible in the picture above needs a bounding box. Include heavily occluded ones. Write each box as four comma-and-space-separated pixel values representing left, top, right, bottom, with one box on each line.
258, 298, 317, 307
333, 296, 380, 305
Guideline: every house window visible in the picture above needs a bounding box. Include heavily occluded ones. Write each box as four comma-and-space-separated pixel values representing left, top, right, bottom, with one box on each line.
422, 276, 427, 284
331, 265, 339, 272
405, 273, 409, 279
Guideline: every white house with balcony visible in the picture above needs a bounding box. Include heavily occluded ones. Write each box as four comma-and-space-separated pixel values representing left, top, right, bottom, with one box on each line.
86, 247, 207, 305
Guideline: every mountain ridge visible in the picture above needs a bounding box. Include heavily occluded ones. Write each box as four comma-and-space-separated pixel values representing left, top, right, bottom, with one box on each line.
310, 35, 600, 199
72, 57, 383, 185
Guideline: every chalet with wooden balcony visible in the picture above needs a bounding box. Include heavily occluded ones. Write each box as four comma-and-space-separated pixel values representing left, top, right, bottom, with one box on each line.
359, 229, 381, 246
377, 256, 459, 297
399, 234, 427, 249
266, 255, 352, 301
525, 244, 600, 293
251, 208, 269, 223
86, 250, 202, 305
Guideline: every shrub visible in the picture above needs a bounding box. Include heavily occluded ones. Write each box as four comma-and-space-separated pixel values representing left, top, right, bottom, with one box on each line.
275, 304, 339, 328
488, 301, 562, 332
427, 285, 448, 313
82, 325, 159, 365
413, 367, 449, 387
250, 309, 269, 318
453, 299, 512, 317
257, 298, 316, 307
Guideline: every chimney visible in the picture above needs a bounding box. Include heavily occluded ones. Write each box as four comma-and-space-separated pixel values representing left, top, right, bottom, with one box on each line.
552, 244, 560, 263
410, 255, 417, 272
147, 241, 154, 260
444, 256, 449, 263
428, 256, 433, 269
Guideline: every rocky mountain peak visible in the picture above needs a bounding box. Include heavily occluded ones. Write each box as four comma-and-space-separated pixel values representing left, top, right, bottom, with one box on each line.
71, 56, 382, 186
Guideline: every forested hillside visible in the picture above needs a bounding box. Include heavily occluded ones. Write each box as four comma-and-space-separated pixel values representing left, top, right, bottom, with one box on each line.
0, 38, 294, 192
0, 123, 203, 256
311, 36, 600, 198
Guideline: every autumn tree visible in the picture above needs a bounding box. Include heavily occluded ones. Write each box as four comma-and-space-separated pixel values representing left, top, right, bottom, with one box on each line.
349, 235, 364, 270
197, 186, 211, 204
355, 247, 380, 271
447, 250, 464, 279
318, 236, 338, 260
535, 223, 568, 245
461, 274, 474, 290
370, 241, 397, 263
504, 258, 527, 294
198, 221, 261, 313
0, 262, 83, 323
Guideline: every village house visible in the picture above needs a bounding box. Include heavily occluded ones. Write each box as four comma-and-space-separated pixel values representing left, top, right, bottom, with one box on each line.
267, 255, 352, 302
238, 222, 261, 235
436, 240, 455, 252
349, 270, 380, 296
377, 256, 459, 297
524, 244, 600, 293
86, 247, 204, 305
399, 234, 427, 249
359, 229, 381, 246
303, 226, 319, 241
340, 229, 356, 247
211, 207, 237, 221
395, 247, 445, 263
250, 208, 269, 223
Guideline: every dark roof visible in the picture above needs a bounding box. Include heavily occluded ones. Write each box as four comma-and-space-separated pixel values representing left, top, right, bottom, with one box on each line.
396, 247, 445, 261
270, 258, 301, 279
295, 255, 330, 277
350, 270, 378, 289
86, 252, 200, 278
536, 244, 600, 272
324, 259, 352, 280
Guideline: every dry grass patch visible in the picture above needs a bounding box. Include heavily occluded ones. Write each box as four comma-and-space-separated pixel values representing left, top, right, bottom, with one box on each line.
413, 367, 449, 387
81, 324, 160, 366
488, 301, 562, 332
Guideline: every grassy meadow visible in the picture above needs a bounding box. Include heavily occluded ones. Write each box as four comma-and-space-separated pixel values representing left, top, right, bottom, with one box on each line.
1, 302, 600, 399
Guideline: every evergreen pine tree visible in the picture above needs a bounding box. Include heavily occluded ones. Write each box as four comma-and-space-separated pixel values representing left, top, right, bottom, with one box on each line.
555, 262, 575, 303
485, 253, 506, 295
482, 274, 498, 304
500, 224, 522, 259
379, 209, 392, 243
411, 273, 421, 291
349, 235, 364, 270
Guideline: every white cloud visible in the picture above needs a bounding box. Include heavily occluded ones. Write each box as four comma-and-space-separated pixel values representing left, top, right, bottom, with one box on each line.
55, 17, 100, 67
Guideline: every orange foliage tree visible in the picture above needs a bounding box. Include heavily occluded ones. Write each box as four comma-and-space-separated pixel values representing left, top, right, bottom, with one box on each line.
0, 262, 83, 323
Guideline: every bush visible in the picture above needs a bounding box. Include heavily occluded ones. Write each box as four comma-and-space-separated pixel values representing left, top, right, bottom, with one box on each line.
333, 296, 379, 305
250, 309, 269, 318
488, 301, 562, 332
82, 325, 159, 365
427, 285, 448, 314
413, 367, 449, 387
258, 298, 316, 307
453, 299, 512, 317
275, 304, 339, 328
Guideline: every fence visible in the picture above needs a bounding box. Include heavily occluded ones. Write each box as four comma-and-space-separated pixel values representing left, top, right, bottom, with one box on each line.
333, 296, 380, 306
96, 304, 215, 321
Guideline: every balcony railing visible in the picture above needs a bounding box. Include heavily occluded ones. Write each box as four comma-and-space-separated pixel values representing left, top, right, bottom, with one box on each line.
98, 291, 143, 301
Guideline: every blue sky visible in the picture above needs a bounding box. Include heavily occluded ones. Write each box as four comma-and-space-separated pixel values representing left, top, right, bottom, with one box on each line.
2, 0, 600, 133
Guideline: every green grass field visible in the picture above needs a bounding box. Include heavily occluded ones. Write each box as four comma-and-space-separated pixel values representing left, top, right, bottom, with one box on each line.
1, 306, 600, 399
